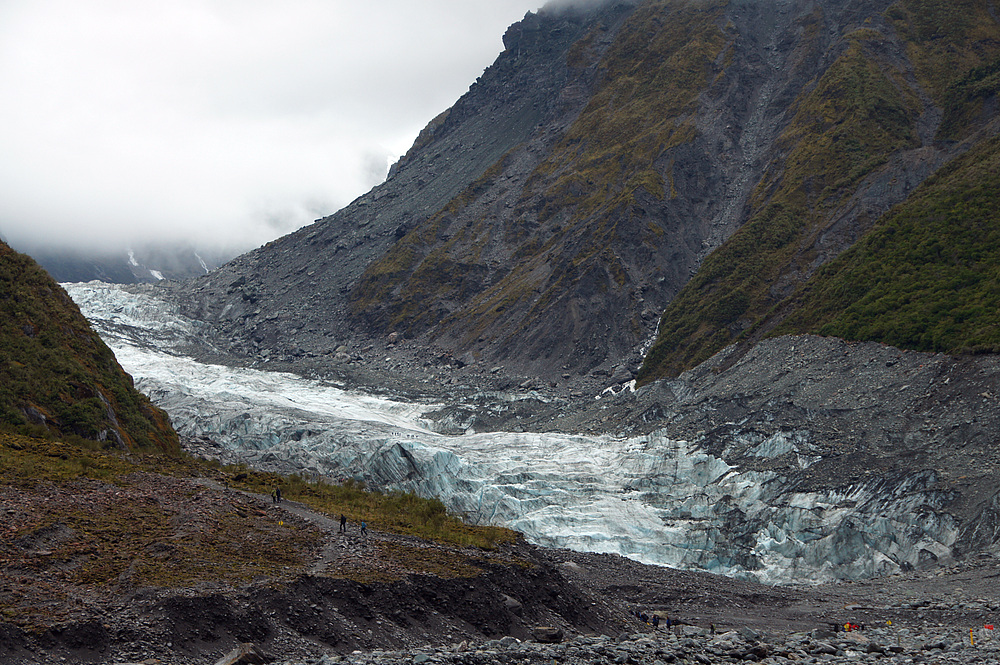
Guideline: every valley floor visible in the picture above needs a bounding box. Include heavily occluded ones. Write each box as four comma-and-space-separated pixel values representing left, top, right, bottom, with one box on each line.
3, 461, 999, 665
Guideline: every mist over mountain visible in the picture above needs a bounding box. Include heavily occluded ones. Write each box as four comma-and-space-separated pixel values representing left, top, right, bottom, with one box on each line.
21, 242, 237, 285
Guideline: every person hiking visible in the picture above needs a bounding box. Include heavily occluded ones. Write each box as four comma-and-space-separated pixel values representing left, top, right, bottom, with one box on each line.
340, 514, 347, 533
361, 520, 367, 536
275, 486, 282, 503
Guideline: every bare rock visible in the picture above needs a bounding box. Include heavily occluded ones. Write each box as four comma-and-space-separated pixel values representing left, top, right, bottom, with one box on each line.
532, 626, 564, 643
214, 642, 273, 665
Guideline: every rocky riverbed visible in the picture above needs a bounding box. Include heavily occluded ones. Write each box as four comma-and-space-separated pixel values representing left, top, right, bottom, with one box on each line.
41, 554, 1000, 665
266, 625, 1000, 665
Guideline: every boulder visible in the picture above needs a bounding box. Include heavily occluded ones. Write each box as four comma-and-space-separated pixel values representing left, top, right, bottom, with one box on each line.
532, 626, 564, 643
558, 561, 584, 574
502, 593, 523, 615
610, 365, 634, 384
214, 642, 272, 665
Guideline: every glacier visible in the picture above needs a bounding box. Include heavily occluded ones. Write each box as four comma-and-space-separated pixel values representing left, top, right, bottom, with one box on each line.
64, 281, 959, 584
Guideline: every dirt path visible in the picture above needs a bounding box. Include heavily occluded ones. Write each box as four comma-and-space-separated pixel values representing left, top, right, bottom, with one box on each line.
192, 478, 378, 576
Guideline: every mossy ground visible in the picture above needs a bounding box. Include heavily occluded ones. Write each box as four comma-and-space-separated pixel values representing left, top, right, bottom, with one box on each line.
233, 471, 517, 551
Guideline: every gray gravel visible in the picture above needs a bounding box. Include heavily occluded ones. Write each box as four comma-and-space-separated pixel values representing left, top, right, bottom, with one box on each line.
269, 625, 1000, 665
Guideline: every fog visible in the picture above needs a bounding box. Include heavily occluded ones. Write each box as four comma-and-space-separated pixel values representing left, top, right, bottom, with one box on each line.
0, 0, 543, 257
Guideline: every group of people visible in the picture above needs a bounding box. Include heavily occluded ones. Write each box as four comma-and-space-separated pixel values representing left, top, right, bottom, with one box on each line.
271, 487, 368, 536
634, 610, 673, 629
270, 488, 368, 537
339, 513, 367, 536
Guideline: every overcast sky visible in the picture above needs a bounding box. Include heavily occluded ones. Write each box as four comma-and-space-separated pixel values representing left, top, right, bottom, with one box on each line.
0, 0, 544, 256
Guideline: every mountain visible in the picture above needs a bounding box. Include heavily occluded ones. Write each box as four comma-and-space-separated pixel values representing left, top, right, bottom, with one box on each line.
17, 242, 235, 284
639, 0, 1000, 382
0, 240, 179, 452
169, 0, 1000, 387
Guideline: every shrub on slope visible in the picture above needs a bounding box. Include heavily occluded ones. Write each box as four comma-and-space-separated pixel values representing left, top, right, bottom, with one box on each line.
0, 241, 179, 453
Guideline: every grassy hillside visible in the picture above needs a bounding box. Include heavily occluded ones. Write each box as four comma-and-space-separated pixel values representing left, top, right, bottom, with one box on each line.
639, 0, 1000, 383
1, 431, 518, 631
0, 241, 179, 453
771, 132, 1000, 353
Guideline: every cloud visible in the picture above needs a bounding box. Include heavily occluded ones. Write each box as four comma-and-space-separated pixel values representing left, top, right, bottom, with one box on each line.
0, 0, 541, 255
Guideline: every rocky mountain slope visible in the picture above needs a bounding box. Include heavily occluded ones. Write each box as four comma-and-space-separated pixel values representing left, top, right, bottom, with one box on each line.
0, 241, 178, 452
165, 0, 1000, 387
640, 0, 1000, 382
169, 0, 643, 375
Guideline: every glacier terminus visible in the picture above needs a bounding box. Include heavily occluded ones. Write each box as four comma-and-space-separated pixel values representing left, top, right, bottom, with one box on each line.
65, 281, 960, 585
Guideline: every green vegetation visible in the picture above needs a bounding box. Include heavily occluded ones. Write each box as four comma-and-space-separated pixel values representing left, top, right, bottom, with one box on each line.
640, 27, 921, 382
0, 242, 179, 453
771, 133, 1000, 353
233, 471, 517, 551
887, 0, 1000, 116
938, 57, 1000, 140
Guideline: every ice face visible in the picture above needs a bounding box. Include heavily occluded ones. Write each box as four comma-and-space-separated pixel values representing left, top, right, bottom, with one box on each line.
64, 282, 959, 583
